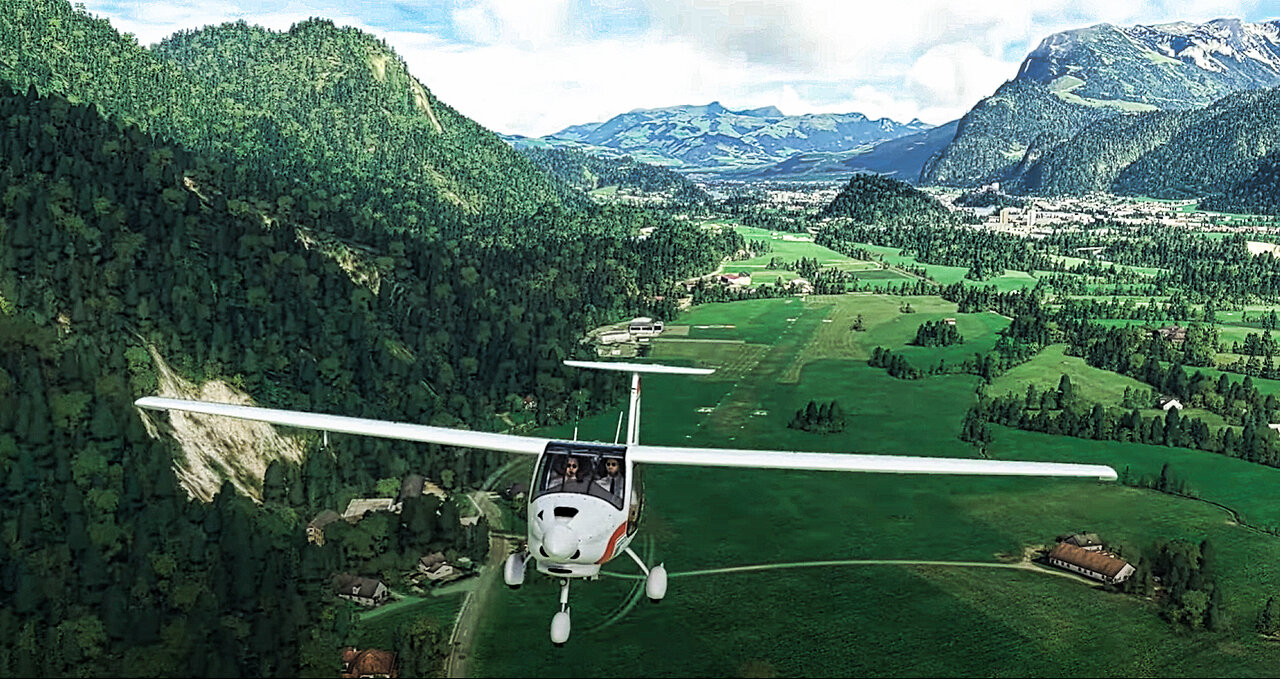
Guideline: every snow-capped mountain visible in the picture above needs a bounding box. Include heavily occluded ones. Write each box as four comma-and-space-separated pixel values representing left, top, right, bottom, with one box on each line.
536, 102, 931, 171
1017, 18, 1280, 108
922, 17, 1280, 187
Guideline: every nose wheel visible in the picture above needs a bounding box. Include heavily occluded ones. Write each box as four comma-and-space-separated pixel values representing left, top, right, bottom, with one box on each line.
550, 578, 572, 646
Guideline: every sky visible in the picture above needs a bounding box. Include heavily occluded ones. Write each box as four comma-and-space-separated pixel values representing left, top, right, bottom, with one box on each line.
81, 0, 1280, 137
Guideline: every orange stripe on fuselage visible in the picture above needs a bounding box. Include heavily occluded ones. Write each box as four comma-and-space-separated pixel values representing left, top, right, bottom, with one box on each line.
597, 523, 628, 564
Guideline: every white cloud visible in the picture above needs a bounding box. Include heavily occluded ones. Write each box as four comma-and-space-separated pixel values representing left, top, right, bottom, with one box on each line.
81, 0, 1270, 135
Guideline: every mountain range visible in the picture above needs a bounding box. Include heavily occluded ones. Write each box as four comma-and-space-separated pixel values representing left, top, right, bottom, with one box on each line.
522, 102, 931, 173
537, 17, 1280, 194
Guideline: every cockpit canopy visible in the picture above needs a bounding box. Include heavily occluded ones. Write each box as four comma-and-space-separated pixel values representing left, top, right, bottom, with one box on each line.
535, 442, 627, 510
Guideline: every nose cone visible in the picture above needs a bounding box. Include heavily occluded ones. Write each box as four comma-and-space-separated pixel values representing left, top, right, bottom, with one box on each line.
543, 523, 580, 560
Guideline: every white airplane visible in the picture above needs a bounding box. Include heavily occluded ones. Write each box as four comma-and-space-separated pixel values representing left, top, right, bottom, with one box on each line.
135, 360, 1116, 645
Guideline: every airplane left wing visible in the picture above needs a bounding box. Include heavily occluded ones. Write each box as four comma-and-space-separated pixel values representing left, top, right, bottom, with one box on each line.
628, 444, 1117, 480
134, 397, 551, 455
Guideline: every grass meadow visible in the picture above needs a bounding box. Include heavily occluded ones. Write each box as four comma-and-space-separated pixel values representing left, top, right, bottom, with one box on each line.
472, 294, 1280, 676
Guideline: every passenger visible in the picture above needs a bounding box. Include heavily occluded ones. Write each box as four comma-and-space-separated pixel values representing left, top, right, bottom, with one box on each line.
595, 458, 625, 497
548, 456, 591, 493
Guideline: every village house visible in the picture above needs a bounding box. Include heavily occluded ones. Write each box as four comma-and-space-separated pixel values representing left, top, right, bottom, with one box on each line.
787, 278, 813, 295
1058, 532, 1104, 551
502, 482, 528, 502
340, 647, 398, 679
1047, 542, 1135, 584
342, 498, 396, 522
306, 510, 341, 546
1153, 325, 1188, 344
718, 273, 752, 287
335, 574, 390, 607
417, 552, 456, 582
1157, 396, 1184, 411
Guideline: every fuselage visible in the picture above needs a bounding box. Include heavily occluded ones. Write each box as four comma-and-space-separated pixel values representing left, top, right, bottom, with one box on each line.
526, 442, 642, 577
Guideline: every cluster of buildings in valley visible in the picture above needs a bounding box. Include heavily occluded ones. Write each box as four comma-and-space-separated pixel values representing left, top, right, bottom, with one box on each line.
589, 316, 670, 357
942, 188, 1278, 238
308, 473, 481, 603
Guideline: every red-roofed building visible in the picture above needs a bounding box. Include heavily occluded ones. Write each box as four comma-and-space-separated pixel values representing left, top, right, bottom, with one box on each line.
341, 647, 397, 678
1047, 542, 1135, 584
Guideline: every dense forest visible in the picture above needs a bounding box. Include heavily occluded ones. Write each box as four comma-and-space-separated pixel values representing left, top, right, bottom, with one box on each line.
818, 173, 956, 226
920, 80, 1115, 187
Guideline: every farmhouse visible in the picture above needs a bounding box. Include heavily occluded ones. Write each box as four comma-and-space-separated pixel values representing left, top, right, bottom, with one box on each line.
718, 273, 752, 287
340, 647, 398, 678
306, 510, 341, 546
1047, 543, 1135, 584
335, 574, 390, 607
1157, 396, 1184, 411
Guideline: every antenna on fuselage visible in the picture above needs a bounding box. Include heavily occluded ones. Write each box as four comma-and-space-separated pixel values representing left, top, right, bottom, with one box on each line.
563, 360, 716, 447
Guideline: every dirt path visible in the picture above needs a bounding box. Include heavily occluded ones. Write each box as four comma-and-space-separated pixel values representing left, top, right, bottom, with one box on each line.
599, 558, 1095, 584
444, 491, 516, 677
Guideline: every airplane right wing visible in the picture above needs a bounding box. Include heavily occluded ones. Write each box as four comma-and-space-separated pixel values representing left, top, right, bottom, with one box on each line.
627, 444, 1117, 480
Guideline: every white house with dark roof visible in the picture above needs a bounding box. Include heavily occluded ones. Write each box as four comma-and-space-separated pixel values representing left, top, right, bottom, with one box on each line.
335, 574, 390, 607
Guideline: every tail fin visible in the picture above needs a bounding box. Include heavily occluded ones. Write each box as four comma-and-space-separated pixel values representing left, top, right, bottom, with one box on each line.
564, 361, 714, 446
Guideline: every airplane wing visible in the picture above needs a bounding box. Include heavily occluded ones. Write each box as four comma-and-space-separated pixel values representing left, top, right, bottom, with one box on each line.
134, 397, 550, 455
135, 397, 1116, 479
628, 444, 1117, 480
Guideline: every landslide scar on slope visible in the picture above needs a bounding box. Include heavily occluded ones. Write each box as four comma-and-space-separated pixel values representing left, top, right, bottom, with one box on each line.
137, 346, 308, 503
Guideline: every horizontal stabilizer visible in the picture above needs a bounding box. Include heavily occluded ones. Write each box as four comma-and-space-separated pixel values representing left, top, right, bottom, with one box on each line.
564, 360, 714, 375
628, 445, 1117, 480
134, 397, 549, 455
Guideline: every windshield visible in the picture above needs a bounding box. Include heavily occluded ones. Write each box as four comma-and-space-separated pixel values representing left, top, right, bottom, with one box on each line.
535, 443, 627, 509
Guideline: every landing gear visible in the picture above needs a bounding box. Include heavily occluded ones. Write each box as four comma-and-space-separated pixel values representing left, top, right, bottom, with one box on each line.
503, 551, 528, 589
550, 578, 571, 646
623, 546, 667, 603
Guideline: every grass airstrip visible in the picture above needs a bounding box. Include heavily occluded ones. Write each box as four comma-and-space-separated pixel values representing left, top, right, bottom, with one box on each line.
472, 293, 1280, 676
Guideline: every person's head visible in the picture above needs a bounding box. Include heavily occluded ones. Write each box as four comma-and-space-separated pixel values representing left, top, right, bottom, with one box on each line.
604, 458, 622, 477
564, 457, 582, 479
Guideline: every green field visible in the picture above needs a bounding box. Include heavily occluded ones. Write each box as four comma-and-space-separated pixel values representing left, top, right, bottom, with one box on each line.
473, 295, 1280, 676
990, 344, 1148, 405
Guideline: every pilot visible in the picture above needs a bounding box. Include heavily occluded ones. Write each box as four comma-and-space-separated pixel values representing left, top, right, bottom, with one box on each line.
549, 456, 591, 492
595, 458, 625, 497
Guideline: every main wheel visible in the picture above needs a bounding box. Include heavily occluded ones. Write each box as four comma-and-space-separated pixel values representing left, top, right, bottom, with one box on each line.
503, 552, 527, 589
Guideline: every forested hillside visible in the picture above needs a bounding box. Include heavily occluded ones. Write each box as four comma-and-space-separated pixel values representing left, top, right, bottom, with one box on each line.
1202, 150, 1280, 213
0, 0, 582, 230
518, 146, 710, 202
920, 80, 1116, 186
1113, 88, 1280, 198
1012, 88, 1280, 201
819, 173, 956, 226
